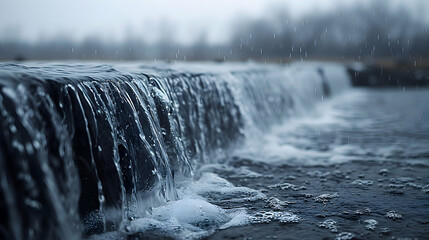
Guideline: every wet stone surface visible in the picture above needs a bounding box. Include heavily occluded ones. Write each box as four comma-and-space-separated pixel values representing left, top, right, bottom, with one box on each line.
206, 160, 429, 240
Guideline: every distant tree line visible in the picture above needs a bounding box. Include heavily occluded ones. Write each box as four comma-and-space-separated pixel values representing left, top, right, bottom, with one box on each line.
1, 0, 428, 62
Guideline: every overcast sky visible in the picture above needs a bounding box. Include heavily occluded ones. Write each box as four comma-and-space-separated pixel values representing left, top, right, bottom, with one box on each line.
0, 0, 428, 45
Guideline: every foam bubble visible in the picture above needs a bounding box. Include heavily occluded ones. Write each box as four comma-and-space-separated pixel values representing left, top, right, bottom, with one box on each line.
128, 198, 247, 239
268, 183, 307, 191
314, 193, 339, 203
183, 172, 266, 204
386, 211, 402, 220
121, 172, 260, 239
364, 219, 378, 230
351, 179, 374, 186
249, 211, 301, 224
335, 232, 355, 240
318, 219, 338, 232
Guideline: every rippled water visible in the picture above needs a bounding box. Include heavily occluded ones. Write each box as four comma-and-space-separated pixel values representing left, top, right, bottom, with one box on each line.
237, 88, 429, 165
100, 88, 429, 239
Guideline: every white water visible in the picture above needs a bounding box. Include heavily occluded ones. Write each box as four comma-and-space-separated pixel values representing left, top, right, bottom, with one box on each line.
107, 85, 429, 239
88, 62, 352, 239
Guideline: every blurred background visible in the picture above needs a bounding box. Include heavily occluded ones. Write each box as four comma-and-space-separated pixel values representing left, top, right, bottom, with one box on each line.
0, 0, 428, 64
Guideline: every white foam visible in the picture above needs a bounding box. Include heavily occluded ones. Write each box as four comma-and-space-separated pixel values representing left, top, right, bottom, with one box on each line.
128, 198, 246, 239
182, 172, 266, 203
249, 211, 302, 224
235, 90, 375, 166
122, 172, 258, 239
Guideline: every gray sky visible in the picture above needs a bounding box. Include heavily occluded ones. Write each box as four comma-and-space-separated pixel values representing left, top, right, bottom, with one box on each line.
0, 0, 427, 45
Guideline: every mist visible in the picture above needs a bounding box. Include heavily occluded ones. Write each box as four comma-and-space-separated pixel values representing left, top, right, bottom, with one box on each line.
0, 0, 428, 62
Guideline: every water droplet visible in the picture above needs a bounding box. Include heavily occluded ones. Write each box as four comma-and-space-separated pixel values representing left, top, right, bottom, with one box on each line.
25, 142, 34, 154
33, 140, 41, 150
139, 133, 145, 141
10, 124, 17, 133
12, 140, 24, 152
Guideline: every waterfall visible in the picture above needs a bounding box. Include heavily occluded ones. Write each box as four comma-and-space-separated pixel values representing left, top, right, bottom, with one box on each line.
0, 62, 350, 239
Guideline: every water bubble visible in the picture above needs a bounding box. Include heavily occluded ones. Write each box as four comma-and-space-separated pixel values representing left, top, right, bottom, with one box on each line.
314, 193, 338, 203
318, 219, 338, 232
391, 177, 414, 184
351, 179, 373, 186
364, 219, 378, 230
335, 232, 355, 240
268, 182, 307, 191
386, 211, 402, 220
278, 212, 301, 224
379, 168, 389, 176
265, 197, 288, 210
380, 227, 390, 234
249, 211, 301, 224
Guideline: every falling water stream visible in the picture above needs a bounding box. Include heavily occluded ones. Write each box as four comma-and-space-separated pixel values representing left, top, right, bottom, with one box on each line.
0, 62, 360, 239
